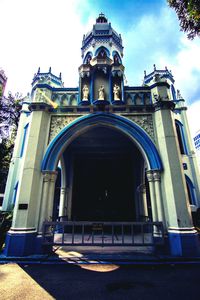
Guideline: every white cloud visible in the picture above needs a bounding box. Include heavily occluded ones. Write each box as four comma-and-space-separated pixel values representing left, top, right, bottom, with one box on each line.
0, 0, 91, 95
187, 101, 200, 137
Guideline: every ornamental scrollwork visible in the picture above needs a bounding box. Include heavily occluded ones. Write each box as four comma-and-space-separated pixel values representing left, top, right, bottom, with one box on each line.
49, 115, 82, 142
122, 114, 154, 140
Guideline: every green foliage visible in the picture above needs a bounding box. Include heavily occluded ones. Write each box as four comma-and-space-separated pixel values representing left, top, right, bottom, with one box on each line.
0, 211, 13, 251
0, 93, 22, 192
168, 0, 200, 39
0, 140, 13, 193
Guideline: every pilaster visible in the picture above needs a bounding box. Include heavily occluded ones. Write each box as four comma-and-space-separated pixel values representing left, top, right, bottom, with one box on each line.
146, 170, 157, 222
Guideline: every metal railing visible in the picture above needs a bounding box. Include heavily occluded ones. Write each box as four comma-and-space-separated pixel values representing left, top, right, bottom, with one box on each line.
42, 221, 165, 247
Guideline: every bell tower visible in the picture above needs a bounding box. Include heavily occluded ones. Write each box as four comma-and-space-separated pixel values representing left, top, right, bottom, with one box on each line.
78, 13, 125, 105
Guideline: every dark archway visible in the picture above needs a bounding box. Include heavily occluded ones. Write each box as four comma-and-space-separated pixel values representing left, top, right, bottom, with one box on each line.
63, 126, 145, 221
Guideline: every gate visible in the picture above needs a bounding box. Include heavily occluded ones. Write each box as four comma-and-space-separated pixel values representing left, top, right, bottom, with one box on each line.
42, 221, 164, 247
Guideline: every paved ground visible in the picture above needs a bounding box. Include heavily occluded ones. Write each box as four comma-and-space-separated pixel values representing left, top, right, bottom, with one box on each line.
0, 261, 200, 300
0, 263, 53, 300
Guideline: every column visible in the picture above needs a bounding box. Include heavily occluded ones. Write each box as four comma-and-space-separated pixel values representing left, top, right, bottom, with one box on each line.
136, 184, 148, 221
46, 172, 57, 221
38, 172, 51, 231
146, 170, 157, 222
59, 187, 66, 218
140, 184, 148, 220
153, 170, 165, 224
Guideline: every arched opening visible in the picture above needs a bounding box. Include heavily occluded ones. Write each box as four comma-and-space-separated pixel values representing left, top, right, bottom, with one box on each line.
61, 126, 147, 222
175, 120, 188, 155
42, 112, 163, 225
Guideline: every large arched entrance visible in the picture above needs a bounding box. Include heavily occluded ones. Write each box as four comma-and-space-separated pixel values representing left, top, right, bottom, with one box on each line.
41, 113, 164, 247
62, 126, 146, 222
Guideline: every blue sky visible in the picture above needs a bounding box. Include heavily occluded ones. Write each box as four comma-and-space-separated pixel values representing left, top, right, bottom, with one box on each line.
0, 0, 200, 134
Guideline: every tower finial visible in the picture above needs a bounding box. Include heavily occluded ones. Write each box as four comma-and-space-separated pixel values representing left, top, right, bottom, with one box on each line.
153, 64, 156, 71
37, 67, 40, 73
96, 13, 107, 23
49, 67, 52, 73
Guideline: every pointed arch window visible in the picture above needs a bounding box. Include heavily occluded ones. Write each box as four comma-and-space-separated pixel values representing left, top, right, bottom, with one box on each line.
95, 46, 110, 58
175, 120, 188, 155
112, 51, 122, 65
97, 49, 107, 58
185, 175, 196, 205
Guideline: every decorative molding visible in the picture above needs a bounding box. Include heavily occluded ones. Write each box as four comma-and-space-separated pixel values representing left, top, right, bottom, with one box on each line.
146, 170, 154, 182
122, 114, 154, 140
153, 170, 161, 181
49, 115, 83, 142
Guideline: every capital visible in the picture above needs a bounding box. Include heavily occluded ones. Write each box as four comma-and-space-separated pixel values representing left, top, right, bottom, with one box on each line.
153, 170, 161, 181
42, 171, 58, 182
146, 170, 154, 182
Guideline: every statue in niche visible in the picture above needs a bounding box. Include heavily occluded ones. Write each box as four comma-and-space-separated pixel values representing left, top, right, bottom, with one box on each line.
113, 84, 120, 100
98, 85, 105, 100
82, 84, 89, 100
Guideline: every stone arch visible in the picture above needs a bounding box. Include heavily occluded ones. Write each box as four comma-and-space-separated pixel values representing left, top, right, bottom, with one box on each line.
83, 51, 93, 64
95, 46, 110, 58
69, 94, 77, 106
112, 50, 122, 64
126, 93, 133, 105
42, 112, 162, 172
61, 94, 68, 106
134, 94, 143, 105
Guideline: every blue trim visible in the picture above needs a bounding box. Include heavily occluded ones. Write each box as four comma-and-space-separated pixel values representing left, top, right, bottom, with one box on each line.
82, 35, 123, 53
185, 175, 196, 205
94, 46, 110, 57
171, 84, 176, 100
175, 120, 188, 155
168, 231, 200, 256
41, 113, 163, 171
20, 123, 29, 157
3, 232, 44, 257
125, 86, 150, 91
13, 181, 19, 206
83, 51, 93, 64
112, 51, 122, 64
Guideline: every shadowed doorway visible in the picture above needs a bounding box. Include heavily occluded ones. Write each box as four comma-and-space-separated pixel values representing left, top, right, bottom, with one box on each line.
63, 126, 145, 222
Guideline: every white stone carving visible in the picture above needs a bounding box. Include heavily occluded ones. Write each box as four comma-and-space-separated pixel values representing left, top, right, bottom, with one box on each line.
122, 114, 154, 140
49, 115, 82, 142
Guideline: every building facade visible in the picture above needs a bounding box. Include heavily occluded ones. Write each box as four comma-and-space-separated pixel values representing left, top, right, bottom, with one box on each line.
3, 14, 200, 257
194, 130, 200, 163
